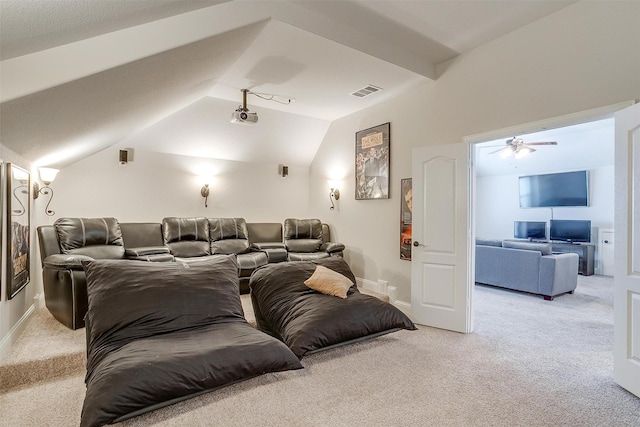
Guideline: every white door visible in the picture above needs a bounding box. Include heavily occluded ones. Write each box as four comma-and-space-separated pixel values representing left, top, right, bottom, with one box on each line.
614, 102, 640, 398
411, 143, 472, 333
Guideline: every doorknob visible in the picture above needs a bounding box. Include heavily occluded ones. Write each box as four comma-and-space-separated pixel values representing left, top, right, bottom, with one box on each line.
413, 241, 426, 247
604, 240, 610, 244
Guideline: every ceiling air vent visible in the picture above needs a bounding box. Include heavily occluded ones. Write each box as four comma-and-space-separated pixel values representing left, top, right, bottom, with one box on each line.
350, 85, 382, 98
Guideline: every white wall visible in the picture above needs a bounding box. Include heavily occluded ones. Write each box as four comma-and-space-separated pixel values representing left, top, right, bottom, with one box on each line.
309, 1, 640, 302
50, 146, 311, 222
0, 143, 41, 360
476, 166, 614, 240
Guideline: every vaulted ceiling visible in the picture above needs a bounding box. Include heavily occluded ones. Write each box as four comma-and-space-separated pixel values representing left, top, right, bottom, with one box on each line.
0, 0, 576, 168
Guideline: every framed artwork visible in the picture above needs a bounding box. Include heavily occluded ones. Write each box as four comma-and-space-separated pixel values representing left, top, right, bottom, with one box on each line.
400, 178, 412, 260
355, 122, 390, 200
6, 163, 30, 299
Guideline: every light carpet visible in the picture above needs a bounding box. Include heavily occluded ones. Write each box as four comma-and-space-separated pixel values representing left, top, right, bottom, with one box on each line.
1, 275, 639, 426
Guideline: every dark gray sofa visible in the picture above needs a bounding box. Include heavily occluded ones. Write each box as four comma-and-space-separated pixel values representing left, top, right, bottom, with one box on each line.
37, 217, 345, 329
475, 238, 579, 300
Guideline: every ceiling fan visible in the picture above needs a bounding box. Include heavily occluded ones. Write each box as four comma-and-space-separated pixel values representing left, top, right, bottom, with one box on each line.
486, 137, 558, 159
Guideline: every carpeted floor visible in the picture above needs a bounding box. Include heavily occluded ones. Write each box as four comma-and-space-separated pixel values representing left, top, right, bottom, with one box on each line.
1, 275, 639, 426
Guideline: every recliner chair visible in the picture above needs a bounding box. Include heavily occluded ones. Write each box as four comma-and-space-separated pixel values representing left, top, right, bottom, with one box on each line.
283, 218, 345, 261
37, 217, 125, 329
208, 218, 268, 293
161, 217, 268, 293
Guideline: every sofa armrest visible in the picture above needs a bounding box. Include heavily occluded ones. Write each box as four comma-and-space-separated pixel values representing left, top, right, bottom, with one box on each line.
43, 254, 94, 270
125, 246, 170, 257
320, 242, 345, 253
538, 253, 579, 297
251, 242, 286, 250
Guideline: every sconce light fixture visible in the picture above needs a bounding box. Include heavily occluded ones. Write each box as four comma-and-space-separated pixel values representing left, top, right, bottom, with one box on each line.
201, 183, 210, 208
33, 167, 59, 216
328, 180, 340, 210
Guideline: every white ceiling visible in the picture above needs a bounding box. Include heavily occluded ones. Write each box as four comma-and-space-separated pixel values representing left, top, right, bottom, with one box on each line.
0, 0, 577, 169
475, 118, 614, 177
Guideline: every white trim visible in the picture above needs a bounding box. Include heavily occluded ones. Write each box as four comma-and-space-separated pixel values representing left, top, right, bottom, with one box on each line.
356, 277, 386, 295
356, 277, 411, 315
393, 300, 412, 317
463, 101, 635, 145
0, 296, 40, 362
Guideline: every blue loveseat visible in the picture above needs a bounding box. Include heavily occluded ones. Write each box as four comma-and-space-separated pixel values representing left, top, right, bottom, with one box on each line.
475, 239, 579, 300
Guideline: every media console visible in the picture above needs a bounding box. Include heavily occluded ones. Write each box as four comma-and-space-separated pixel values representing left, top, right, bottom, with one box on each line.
551, 242, 595, 276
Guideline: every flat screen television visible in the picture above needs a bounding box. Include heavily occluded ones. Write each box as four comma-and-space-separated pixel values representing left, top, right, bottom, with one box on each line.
514, 221, 547, 240
550, 219, 591, 243
519, 170, 589, 208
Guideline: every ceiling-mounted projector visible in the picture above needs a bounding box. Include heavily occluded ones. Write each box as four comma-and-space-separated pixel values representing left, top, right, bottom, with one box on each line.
230, 89, 258, 125
231, 107, 258, 124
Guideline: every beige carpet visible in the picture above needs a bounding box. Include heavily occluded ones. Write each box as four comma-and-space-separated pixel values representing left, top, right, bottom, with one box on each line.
1, 276, 639, 426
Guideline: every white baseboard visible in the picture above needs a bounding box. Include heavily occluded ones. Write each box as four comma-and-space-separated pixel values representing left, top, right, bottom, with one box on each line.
393, 300, 412, 316
356, 277, 411, 316
0, 296, 40, 362
356, 277, 386, 294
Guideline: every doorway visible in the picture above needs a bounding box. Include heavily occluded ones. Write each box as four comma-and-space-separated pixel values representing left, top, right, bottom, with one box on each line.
473, 117, 614, 276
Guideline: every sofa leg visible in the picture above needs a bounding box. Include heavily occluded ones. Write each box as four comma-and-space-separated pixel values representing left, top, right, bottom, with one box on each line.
543, 295, 554, 301
568, 290, 574, 294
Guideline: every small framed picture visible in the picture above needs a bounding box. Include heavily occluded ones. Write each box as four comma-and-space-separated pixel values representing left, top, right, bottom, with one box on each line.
355, 122, 390, 200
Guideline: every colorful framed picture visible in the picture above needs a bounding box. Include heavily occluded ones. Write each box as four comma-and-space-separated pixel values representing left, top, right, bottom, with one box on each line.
400, 178, 412, 260
355, 122, 390, 200
6, 163, 30, 299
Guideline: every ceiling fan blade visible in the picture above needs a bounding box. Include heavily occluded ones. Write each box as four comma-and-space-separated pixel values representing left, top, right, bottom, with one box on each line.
489, 147, 509, 154
479, 144, 507, 148
524, 141, 558, 146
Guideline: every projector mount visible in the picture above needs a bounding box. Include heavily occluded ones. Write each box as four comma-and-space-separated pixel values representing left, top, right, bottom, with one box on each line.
230, 89, 293, 125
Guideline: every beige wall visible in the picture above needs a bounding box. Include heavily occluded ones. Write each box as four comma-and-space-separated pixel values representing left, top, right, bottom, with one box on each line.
50, 146, 311, 223
0, 143, 40, 359
309, 1, 640, 302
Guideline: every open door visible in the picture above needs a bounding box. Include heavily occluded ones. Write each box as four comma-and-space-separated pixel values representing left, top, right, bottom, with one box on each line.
614, 102, 640, 398
411, 143, 472, 333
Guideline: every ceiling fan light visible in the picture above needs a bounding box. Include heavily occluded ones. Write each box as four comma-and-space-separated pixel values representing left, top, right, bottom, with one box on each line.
500, 149, 512, 159
514, 148, 530, 159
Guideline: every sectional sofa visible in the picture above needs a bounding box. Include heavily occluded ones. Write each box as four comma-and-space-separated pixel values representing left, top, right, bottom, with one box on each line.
475, 238, 579, 300
37, 217, 344, 329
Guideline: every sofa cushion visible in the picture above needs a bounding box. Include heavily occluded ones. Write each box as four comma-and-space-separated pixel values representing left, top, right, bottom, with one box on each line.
502, 240, 552, 255
208, 218, 250, 254
304, 265, 354, 299
54, 217, 124, 259
162, 217, 210, 257
475, 238, 503, 247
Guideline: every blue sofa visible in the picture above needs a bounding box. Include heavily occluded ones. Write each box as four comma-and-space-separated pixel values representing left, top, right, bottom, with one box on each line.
475, 239, 579, 300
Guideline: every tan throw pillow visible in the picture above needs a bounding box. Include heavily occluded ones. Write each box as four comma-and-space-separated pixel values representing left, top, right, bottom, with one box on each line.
304, 265, 354, 299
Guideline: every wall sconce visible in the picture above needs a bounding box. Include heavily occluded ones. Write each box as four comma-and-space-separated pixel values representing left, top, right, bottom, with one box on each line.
33, 167, 59, 216
328, 180, 341, 210
201, 183, 210, 208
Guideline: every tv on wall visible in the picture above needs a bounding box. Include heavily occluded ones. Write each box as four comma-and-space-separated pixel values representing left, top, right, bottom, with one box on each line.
514, 221, 547, 240
550, 219, 591, 243
519, 170, 589, 208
